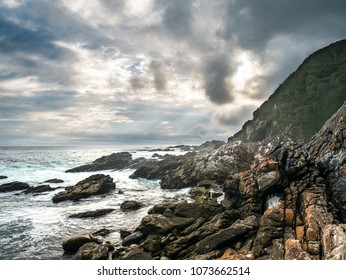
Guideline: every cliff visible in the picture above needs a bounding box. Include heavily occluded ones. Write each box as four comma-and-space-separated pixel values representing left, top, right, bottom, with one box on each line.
229, 39, 346, 143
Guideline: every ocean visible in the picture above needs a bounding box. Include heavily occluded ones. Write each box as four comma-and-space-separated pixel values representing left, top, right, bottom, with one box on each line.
0, 146, 189, 260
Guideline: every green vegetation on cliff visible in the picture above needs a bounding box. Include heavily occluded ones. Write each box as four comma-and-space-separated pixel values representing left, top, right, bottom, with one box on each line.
230, 39, 346, 143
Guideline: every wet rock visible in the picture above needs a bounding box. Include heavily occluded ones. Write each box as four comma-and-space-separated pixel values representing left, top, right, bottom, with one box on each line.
0, 175, 8, 180
52, 174, 115, 203
75, 242, 110, 260
43, 178, 64, 183
0, 181, 30, 193
22, 185, 54, 194
120, 200, 144, 211
93, 228, 112, 237
62, 234, 102, 253
120, 230, 132, 239
69, 208, 115, 218
122, 232, 144, 246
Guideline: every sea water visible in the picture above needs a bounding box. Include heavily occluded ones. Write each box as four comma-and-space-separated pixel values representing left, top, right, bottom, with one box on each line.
0, 146, 189, 259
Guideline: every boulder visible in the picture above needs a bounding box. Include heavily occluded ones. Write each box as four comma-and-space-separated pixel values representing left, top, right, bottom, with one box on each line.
0, 181, 30, 193
75, 242, 110, 260
52, 174, 115, 203
122, 232, 144, 246
68, 208, 115, 218
62, 234, 102, 253
120, 200, 144, 211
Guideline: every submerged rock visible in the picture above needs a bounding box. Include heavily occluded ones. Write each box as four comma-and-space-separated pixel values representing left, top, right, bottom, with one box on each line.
68, 208, 115, 218
52, 174, 115, 203
0, 175, 8, 180
43, 178, 64, 183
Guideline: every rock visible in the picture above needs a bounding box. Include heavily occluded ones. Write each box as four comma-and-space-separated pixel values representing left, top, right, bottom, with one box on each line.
120, 200, 144, 211
62, 234, 102, 253
285, 239, 311, 260
137, 214, 195, 235
257, 171, 281, 191
122, 232, 144, 246
52, 174, 115, 203
219, 248, 254, 260
120, 230, 132, 239
93, 228, 112, 237
22, 185, 54, 194
160, 142, 256, 189
66, 152, 134, 172
69, 208, 115, 218
120, 248, 154, 260
0, 175, 8, 180
195, 216, 259, 254
75, 242, 110, 260
43, 178, 64, 183
321, 224, 346, 260
0, 181, 30, 193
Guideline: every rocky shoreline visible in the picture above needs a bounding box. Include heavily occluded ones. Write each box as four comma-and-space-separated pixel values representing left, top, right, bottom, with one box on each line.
1, 103, 345, 260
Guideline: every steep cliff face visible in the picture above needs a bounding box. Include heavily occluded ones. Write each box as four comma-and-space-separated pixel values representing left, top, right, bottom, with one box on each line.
229, 39, 346, 143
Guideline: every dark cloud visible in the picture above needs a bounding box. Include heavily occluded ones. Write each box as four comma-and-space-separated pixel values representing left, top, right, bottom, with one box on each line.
129, 76, 145, 91
219, 0, 346, 51
204, 55, 233, 105
161, 0, 193, 38
0, 16, 61, 59
150, 60, 167, 91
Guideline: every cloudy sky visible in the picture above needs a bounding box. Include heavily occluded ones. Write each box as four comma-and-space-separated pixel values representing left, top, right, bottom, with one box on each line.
0, 0, 345, 145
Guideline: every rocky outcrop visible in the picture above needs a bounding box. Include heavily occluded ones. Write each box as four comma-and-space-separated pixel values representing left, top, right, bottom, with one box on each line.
0, 181, 30, 193
52, 174, 115, 203
114, 102, 345, 260
66, 152, 144, 172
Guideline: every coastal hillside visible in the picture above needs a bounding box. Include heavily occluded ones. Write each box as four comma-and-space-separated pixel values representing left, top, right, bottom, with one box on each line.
229, 39, 346, 143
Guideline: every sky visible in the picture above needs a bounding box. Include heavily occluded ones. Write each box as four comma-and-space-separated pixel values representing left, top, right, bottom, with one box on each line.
0, 0, 345, 146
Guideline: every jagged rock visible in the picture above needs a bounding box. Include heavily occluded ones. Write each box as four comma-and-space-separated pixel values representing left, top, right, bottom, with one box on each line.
195, 216, 259, 254
130, 153, 195, 180
120, 200, 144, 211
62, 234, 102, 253
75, 242, 110, 260
257, 171, 281, 191
0, 175, 8, 180
69, 208, 115, 218
321, 224, 346, 260
284, 239, 311, 260
219, 248, 254, 260
22, 185, 54, 194
43, 178, 64, 183
52, 174, 115, 203
0, 181, 30, 193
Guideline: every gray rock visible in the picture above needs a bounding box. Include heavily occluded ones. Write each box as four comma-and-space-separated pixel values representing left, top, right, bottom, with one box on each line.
75, 242, 110, 260
62, 234, 102, 253
122, 231, 144, 246
120, 200, 144, 211
257, 171, 281, 191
